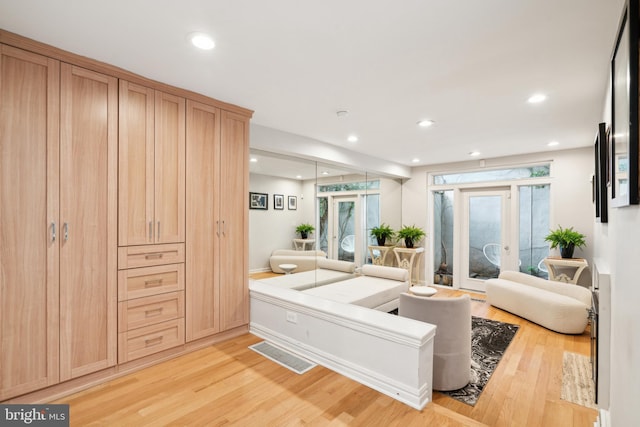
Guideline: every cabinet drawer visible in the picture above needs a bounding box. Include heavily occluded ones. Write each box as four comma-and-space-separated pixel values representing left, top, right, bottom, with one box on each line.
118, 243, 185, 269
118, 319, 184, 363
118, 291, 184, 332
118, 264, 184, 301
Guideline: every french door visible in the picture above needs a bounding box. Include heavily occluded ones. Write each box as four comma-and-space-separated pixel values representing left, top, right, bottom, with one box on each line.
331, 196, 360, 262
459, 188, 515, 292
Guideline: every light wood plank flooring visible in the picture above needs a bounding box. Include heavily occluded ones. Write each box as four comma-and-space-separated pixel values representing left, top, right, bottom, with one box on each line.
55, 286, 595, 426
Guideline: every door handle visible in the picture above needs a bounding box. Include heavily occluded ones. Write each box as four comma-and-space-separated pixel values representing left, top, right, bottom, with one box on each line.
51, 222, 56, 242
63, 223, 69, 242
149, 221, 153, 241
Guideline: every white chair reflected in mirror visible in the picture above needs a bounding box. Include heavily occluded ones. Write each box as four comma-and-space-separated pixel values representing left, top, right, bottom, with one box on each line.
340, 234, 355, 261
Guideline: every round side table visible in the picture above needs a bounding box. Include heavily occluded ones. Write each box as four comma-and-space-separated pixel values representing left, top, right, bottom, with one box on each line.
410, 286, 437, 297
279, 263, 297, 274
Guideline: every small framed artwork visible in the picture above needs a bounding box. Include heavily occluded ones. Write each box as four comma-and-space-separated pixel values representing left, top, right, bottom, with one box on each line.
288, 195, 297, 210
249, 192, 268, 210
274, 194, 284, 210
595, 122, 608, 222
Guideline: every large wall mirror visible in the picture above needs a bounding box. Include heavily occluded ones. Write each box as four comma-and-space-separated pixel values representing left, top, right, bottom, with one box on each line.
249, 149, 402, 287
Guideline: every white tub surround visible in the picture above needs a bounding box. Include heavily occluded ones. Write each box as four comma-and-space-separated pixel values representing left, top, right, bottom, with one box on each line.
249, 280, 436, 410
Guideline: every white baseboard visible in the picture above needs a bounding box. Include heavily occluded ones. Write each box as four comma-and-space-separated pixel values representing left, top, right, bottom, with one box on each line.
594, 409, 610, 427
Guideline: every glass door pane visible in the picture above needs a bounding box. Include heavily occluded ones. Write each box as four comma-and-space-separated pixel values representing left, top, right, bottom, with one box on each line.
333, 197, 357, 262
519, 184, 550, 278
461, 189, 511, 291
433, 190, 454, 286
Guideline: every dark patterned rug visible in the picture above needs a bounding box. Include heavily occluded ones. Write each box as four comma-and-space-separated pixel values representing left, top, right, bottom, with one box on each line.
441, 316, 519, 406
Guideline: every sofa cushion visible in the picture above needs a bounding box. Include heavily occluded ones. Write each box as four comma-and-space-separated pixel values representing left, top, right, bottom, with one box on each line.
360, 264, 409, 282
302, 275, 409, 310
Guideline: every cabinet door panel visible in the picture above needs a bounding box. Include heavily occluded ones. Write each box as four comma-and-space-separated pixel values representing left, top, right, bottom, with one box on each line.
219, 110, 249, 331
59, 64, 117, 380
155, 91, 185, 244
185, 100, 220, 341
0, 45, 60, 400
119, 81, 154, 246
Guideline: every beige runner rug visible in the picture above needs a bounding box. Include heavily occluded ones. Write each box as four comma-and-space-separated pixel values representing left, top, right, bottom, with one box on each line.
561, 352, 596, 409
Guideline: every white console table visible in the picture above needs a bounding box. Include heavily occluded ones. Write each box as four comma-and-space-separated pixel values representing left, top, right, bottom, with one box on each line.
293, 238, 315, 251
368, 245, 395, 266
393, 247, 424, 286
543, 257, 588, 284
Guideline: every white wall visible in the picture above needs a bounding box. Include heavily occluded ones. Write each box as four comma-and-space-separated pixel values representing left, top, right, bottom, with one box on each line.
249, 173, 312, 271
402, 148, 595, 285
594, 50, 640, 425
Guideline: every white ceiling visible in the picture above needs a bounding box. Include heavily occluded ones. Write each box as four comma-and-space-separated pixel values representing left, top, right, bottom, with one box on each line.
0, 0, 626, 167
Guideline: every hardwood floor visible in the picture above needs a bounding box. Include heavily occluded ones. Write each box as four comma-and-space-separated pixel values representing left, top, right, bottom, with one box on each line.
55, 286, 596, 426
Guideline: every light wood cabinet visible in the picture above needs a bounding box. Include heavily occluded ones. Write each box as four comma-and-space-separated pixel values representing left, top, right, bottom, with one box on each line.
119, 81, 185, 246
0, 45, 60, 400
0, 46, 117, 398
117, 242, 185, 362
185, 101, 249, 341
59, 63, 118, 381
1, 30, 251, 402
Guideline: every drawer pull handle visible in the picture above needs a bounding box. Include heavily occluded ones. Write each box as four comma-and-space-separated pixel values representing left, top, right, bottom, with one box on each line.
145, 308, 163, 317
145, 336, 163, 346
144, 279, 163, 287
145, 253, 164, 260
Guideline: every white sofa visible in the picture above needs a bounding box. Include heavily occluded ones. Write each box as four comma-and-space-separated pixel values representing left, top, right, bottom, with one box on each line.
258, 258, 356, 290
269, 249, 327, 274
302, 264, 409, 312
485, 270, 591, 334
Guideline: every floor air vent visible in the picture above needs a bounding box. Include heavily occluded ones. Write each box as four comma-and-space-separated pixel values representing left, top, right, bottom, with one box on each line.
249, 341, 316, 374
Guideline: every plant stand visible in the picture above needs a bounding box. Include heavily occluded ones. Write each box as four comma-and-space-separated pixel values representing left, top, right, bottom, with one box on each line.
393, 247, 424, 286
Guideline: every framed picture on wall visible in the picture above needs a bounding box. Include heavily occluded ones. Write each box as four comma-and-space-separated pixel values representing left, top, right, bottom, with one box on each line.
595, 122, 608, 222
274, 194, 284, 210
288, 195, 297, 210
249, 192, 268, 210
610, 0, 640, 206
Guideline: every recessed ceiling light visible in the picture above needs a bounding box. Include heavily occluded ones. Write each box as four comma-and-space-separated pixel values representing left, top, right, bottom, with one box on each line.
347, 135, 358, 143
321, 171, 330, 175
250, 157, 258, 163
190, 32, 215, 50
469, 151, 481, 157
417, 119, 434, 128
527, 93, 547, 104
336, 110, 349, 118
411, 158, 420, 163
296, 175, 302, 179
547, 141, 560, 147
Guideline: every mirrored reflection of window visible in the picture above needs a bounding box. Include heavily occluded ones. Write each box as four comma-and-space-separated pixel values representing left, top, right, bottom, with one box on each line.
433, 164, 550, 185
433, 190, 454, 286
519, 184, 550, 278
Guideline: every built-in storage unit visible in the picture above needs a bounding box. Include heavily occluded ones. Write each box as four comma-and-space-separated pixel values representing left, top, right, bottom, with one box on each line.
117, 245, 185, 363
0, 45, 118, 399
118, 81, 185, 246
0, 29, 252, 402
185, 102, 250, 341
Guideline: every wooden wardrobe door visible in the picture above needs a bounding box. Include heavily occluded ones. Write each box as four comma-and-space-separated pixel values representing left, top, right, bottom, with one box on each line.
59, 64, 117, 380
185, 100, 221, 341
219, 110, 249, 331
154, 91, 185, 244
0, 45, 60, 400
118, 81, 155, 246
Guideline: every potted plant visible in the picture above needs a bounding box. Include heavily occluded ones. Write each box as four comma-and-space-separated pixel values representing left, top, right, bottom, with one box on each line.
397, 224, 425, 248
544, 225, 586, 259
370, 223, 395, 246
295, 223, 315, 239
